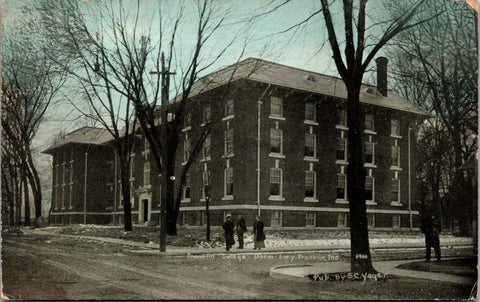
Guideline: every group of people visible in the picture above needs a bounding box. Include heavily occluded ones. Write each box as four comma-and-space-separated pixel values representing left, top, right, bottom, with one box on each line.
223, 214, 265, 251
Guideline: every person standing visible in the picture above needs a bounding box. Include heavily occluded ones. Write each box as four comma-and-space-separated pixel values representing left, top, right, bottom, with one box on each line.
236, 214, 247, 249
420, 187, 442, 262
253, 216, 265, 250
223, 214, 235, 252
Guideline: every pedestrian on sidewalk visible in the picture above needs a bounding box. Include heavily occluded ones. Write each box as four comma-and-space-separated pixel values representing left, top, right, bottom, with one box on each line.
420, 185, 441, 262
223, 214, 235, 252
236, 214, 247, 249
253, 216, 265, 250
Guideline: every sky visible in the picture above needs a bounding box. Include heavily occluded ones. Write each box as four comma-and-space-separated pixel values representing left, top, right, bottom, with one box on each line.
0, 0, 411, 212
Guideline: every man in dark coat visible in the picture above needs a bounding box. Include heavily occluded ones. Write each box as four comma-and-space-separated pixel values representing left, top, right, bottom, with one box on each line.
420, 187, 442, 262
236, 214, 247, 249
223, 214, 235, 252
253, 216, 266, 250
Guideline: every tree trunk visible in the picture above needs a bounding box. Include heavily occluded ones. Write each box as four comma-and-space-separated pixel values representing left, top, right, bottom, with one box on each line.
120, 167, 132, 231
346, 87, 375, 273
22, 169, 31, 225
206, 196, 210, 242
26, 149, 42, 219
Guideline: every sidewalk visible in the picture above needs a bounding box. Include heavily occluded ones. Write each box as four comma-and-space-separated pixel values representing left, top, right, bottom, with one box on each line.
270, 259, 477, 285
24, 227, 473, 257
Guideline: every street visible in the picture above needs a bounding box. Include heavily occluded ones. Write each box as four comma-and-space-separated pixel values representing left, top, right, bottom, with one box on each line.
2, 232, 474, 300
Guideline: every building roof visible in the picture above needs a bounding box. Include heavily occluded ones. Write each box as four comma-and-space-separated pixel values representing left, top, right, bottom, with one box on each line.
43, 127, 114, 154
183, 58, 428, 116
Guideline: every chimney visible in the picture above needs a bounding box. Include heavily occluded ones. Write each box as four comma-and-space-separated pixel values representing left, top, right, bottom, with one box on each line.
375, 57, 388, 97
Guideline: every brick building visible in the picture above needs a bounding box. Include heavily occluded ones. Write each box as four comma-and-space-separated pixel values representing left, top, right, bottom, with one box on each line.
44, 58, 427, 229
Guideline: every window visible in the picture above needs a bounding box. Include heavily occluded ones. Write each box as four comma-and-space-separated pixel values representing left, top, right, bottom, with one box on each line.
306, 212, 316, 227
271, 210, 282, 227
391, 119, 400, 136
224, 168, 233, 197
305, 102, 316, 122
224, 128, 234, 156
367, 213, 375, 227
270, 168, 282, 197
338, 109, 347, 127
365, 175, 374, 201
337, 136, 347, 161
183, 133, 191, 163
305, 171, 316, 198
305, 133, 316, 158
365, 113, 374, 131
224, 99, 234, 117
201, 211, 207, 226
118, 182, 123, 208
202, 169, 211, 200
270, 96, 283, 117
365, 141, 374, 164
270, 128, 283, 154
336, 173, 346, 200
203, 134, 211, 160
184, 112, 191, 129
143, 162, 150, 186
392, 215, 401, 228
129, 156, 134, 180
182, 174, 191, 201
144, 138, 150, 152
61, 186, 65, 208
69, 163, 73, 183
203, 104, 211, 124
392, 178, 400, 202
392, 145, 400, 167
337, 213, 347, 227
62, 163, 66, 185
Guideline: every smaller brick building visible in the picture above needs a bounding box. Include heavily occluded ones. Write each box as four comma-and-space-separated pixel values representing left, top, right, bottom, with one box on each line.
44, 58, 428, 229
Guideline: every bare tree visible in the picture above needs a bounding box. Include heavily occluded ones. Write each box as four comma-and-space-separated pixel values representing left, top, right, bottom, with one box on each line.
36, 0, 251, 247
35, 0, 141, 231
1, 25, 65, 224
388, 0, 478, 235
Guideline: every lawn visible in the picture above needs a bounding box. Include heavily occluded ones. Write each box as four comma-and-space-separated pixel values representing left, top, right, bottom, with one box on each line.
397, 257, 478, 278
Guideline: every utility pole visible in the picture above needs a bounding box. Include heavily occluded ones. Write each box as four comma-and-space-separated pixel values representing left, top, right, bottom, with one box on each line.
150, 52, 175, 253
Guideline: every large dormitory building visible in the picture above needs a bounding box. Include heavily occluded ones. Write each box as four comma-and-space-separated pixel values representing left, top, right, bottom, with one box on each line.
44, 58, 427, 229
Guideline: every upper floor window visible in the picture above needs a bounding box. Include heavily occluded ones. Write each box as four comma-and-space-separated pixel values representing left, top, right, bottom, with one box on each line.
203, 134, 211, 160
143, 162, 151, 186
365, 113, 375, 131
183, 133, 191, 163
224, 128, 234, 156
224, 167, 233, 197
145, 137, 150, 151
182, 174, 191, 201
202, 169, 211, 200
392, 178, 400, 202
129, 157, 135, 179
305, 102, 316, 122
184, 112, 191, 129
69, 162, 73, 183
305, 171, 316, 199
270, 128, 283, 154
365, 141, 374, 165
338, 109, 347, 127
203, 104, 211, 124
270, 96, 283, 118
224, 99, 234, 117
305, 133, 316, 158
337, 136, 347, 161
336, 172, 346, 200
392, 145, 400, 167
391, 119, 400, 136
365, 175, 374, 201
270, 168, 282, 197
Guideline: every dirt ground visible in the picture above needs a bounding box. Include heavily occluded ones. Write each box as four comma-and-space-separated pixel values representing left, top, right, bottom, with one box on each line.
2, 232, 474, 300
